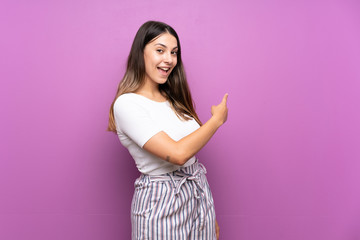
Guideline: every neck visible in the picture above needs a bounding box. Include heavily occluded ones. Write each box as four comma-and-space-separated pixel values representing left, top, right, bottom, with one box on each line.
135, 77, 165, 101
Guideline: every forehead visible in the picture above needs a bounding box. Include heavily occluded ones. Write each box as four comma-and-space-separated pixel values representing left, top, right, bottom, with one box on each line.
149, 33, 178, 48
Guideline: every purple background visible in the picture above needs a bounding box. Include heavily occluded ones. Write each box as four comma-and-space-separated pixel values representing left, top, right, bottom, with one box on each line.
1, 0, 360, 239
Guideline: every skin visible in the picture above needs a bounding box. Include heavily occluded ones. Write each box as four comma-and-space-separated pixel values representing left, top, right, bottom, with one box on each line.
136, 32, 178, 102
136, 32, 227, 239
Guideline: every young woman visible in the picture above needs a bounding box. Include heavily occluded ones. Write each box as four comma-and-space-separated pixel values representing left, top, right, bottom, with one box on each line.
108, 21, 228, 240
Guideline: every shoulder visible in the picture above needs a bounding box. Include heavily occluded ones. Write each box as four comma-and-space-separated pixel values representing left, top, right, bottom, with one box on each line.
113, 93, 142, 115
114, 93, 144, 109
115, 93, 136, 104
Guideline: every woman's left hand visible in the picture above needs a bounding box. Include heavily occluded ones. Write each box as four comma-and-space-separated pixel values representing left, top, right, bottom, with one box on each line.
216, 220, 220, 239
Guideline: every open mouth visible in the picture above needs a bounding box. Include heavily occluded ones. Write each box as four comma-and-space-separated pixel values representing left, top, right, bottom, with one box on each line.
157, 67, 170, 75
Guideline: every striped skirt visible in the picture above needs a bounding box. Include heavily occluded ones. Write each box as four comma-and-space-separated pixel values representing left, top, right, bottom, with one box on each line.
131, 160, 216, 240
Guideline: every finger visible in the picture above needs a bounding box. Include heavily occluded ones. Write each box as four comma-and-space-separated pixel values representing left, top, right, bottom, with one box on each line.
221, 93, 228, 105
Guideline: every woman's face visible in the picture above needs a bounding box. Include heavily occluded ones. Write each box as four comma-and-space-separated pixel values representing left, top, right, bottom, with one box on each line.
143, 32, 178, 85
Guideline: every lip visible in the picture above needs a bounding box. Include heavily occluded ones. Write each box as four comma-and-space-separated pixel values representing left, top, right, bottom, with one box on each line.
157, 67, 172, 76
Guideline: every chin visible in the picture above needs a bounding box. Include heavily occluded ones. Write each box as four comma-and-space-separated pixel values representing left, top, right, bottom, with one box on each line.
157, 78, 168, 84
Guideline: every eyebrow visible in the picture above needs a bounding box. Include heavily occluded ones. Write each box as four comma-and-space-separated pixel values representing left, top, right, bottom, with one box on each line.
154, 43, 178, 50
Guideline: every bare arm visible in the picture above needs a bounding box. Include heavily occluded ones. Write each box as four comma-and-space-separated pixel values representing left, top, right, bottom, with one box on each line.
143, 94, 228, 165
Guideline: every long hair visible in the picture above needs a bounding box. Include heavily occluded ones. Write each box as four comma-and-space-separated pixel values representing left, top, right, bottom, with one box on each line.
108, 21, 202, 132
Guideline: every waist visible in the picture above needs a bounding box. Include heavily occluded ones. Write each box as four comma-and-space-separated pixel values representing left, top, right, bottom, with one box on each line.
145, 159, 206, 183
135, 156, 197, 176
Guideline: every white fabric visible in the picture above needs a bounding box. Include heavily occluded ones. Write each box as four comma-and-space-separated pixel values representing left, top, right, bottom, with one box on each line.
113, 93, 200, 175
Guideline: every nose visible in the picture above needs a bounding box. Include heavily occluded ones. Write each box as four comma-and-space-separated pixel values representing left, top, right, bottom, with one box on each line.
163, 52, 173, 65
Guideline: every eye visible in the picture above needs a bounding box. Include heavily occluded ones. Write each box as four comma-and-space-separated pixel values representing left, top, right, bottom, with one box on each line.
171, 51, 178, 55
156, 49, 164, 53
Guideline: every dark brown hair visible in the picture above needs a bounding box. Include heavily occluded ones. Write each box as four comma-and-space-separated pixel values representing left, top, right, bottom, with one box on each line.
108, 21, 201, 132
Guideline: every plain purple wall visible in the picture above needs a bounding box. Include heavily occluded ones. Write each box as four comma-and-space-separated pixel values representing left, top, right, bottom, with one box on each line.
1, 0, 360, 239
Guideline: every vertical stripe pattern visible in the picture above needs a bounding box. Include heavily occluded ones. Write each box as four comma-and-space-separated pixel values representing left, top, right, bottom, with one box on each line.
131, 160, 216, 240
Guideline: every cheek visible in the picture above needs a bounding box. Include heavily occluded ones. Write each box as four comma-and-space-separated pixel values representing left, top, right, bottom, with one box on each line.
144, 53, 158, 67
144, 62, 154, 77
144, 56, 156, 72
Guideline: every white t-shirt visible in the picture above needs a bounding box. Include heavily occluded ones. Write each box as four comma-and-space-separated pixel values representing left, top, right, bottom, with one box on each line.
113, 93, 200, 175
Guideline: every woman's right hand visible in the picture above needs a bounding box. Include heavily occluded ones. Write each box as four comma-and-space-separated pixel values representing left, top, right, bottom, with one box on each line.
211, 93, 229, 126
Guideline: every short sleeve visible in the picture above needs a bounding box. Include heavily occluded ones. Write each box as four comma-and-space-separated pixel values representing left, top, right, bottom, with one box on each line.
113, 95, 162, 148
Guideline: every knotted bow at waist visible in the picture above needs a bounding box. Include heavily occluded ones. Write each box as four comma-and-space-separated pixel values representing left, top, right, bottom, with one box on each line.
148, 161, 211, 231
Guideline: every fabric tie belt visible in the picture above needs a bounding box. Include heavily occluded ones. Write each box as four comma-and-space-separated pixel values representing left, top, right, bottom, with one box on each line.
148, 162, 210, 231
